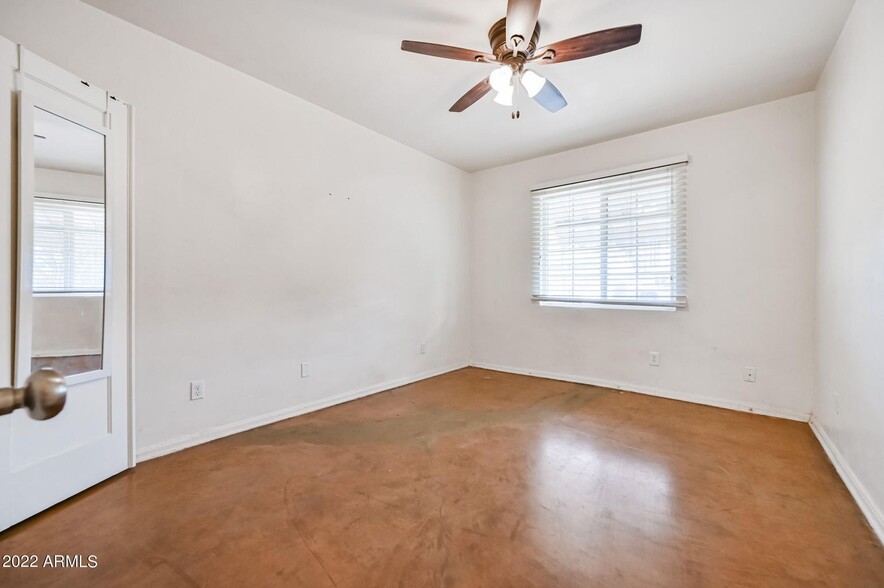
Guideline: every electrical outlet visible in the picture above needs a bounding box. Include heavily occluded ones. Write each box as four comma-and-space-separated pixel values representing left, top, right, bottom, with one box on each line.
190, 380, 205, 401
649, 352, 660, 367
420, 343, 427, 355
744, 367, 757, 383
301, 362, 311, 378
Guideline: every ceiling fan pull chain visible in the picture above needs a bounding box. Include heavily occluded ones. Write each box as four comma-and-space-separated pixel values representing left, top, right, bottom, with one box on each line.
513, 71, 521, 120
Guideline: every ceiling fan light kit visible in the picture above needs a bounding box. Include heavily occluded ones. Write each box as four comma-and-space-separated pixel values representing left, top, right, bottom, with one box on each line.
400, 0, 642, 119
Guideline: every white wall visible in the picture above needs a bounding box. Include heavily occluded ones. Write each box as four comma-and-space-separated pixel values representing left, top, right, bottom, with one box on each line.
471, 93, 817, 419
35, 167, 104, 203
814, 0, 884, 539
0, 0, 470, 454
32, 295, 103, 357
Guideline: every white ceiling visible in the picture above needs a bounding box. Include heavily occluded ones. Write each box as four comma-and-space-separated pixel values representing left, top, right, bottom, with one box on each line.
82, 0, 854, 172
34, 106, 105, 175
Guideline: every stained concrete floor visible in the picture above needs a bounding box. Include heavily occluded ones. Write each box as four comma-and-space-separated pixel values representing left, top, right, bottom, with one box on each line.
1, 368, 882, 587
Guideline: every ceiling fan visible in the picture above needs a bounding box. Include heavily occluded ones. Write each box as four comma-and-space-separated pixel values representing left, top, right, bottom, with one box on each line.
401, 0, 642, 119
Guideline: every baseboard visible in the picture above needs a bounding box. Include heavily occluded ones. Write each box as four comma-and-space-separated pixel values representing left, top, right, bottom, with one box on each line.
136, 362, 468, 462
33, 348, 101, 357
810, 420, 884, 544
469, 362, 811, 422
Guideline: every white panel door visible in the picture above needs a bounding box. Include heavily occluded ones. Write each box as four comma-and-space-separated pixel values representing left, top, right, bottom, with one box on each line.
0, 44, 131, 532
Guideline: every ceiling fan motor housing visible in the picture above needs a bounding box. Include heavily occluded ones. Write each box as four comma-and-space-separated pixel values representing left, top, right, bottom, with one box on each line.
488, 17, 541, 68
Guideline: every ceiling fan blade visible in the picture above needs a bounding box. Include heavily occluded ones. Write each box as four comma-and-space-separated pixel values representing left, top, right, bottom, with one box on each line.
532, 78, 567, 112
506, 0, 542, 49
536, 24, 642, 64
401, 40, 493, 63
450, 77, 493, 112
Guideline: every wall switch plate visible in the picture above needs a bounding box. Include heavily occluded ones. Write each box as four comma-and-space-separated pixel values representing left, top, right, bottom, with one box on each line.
744, 367, 757, 383
649, 352, 660, 367
190, 380, 205, 401
301, 362, 311, 378
420, 343, 427, 355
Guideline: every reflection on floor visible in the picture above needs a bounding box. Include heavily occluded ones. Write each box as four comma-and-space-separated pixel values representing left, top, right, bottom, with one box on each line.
32, 354, 101, 377
2, 368, 882, 586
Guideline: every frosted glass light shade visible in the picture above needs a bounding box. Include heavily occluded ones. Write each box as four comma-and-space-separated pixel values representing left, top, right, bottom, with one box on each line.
489, 65, 513, 93
521, 70, 547, 98
493, 86, 514, 106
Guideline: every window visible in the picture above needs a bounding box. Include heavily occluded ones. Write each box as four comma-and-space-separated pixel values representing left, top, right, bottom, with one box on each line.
532, 160, 687, 308
33, 197, 105, 294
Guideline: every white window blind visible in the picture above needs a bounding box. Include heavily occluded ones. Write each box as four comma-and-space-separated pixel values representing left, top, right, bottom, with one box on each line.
532, 161, 687, 308
33, 197, 105, 294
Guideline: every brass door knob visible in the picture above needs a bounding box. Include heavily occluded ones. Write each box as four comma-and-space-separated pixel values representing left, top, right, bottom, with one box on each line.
0, 368, 67, 420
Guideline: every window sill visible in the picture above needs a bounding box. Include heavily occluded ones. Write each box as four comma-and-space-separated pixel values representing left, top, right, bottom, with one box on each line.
538, 301, 677, 312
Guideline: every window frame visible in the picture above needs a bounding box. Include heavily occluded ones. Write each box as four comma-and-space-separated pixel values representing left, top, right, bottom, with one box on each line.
531, 156, 689, 310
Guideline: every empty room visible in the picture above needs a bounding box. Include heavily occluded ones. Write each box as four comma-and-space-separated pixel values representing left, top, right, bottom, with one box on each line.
0, 0, 882, 585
